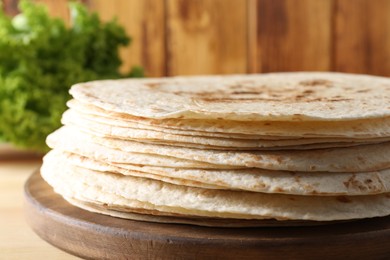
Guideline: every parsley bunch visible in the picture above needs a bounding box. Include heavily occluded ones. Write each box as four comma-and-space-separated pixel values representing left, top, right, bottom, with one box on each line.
0, 1, 142, 151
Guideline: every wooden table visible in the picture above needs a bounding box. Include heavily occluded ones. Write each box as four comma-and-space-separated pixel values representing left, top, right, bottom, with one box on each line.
0, 155, 79, 259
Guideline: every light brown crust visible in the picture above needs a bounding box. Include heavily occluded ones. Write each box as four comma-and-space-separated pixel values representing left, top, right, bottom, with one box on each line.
69, 73, 390, 121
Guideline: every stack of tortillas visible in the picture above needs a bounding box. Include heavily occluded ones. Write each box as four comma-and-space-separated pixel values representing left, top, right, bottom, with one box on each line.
41, 72, 390, 227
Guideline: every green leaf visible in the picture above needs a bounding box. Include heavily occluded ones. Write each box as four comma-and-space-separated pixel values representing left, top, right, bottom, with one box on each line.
0, 0, 143, 151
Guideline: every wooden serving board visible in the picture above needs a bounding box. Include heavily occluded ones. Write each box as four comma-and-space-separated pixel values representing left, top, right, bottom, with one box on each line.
24, 171, 390, 260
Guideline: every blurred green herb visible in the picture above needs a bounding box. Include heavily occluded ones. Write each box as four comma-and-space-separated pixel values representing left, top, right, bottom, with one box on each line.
0, 0, 143, 151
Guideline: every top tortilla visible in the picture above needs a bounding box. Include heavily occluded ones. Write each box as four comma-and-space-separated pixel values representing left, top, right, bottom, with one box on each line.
69, 72, 390, 121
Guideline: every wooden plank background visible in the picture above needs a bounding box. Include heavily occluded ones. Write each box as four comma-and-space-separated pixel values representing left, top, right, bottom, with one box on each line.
3, 0, 390, 77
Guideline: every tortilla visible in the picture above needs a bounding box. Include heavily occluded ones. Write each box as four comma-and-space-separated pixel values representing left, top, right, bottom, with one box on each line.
41, 155, 390, 221
65, 197, 349, 227
50, 150, 390, 196
69, 72, 390, 121
46, 134, 239, 169
48, 127, 390, 172
61, 108, 389, 150
67, 98, 390, 139
41, 72, 390, 226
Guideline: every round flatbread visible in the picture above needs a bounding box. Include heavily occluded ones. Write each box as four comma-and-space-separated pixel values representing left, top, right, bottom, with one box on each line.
67, 98, 390, 139
61, 109, 389, 150
47, 127, 390, 173
41, 155, 390, 222
69, 72, 390, 121
50, 150, 390, 196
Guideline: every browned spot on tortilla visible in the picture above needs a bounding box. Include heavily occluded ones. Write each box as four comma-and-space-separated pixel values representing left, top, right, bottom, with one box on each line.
357, 156, 366, 164
343, 178, 351, 188
329, 98, 352, 102
83, 92, 96, 98
231, 91, 261, 95
213, 180, 228, 186
306, 98, 324, 102
303, 89, 314, 94
302, 184, 315, 193
343, 174, 369, 191
295, 95, 305, 99
364, 179, 373, 184
274, 187, 285, 193
299, 79, 332, 87
274, 156, 283, 164
336, 196, 352, 203
150, 107, 166, 113
145, 82, 161, 88
201, 97, 279, 102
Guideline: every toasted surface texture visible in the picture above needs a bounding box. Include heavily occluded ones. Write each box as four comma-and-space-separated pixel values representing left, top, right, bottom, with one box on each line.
41, 72, 390, 226
67, 99, 390, 139
69, 72, 390, 121
41, 153, 390, 222
61, 108, 390, 150
47, 127, 390, 173
49, 150, 390, 196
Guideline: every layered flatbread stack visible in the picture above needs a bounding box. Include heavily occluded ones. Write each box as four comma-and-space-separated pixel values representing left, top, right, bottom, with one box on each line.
41, 72, 390, 227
